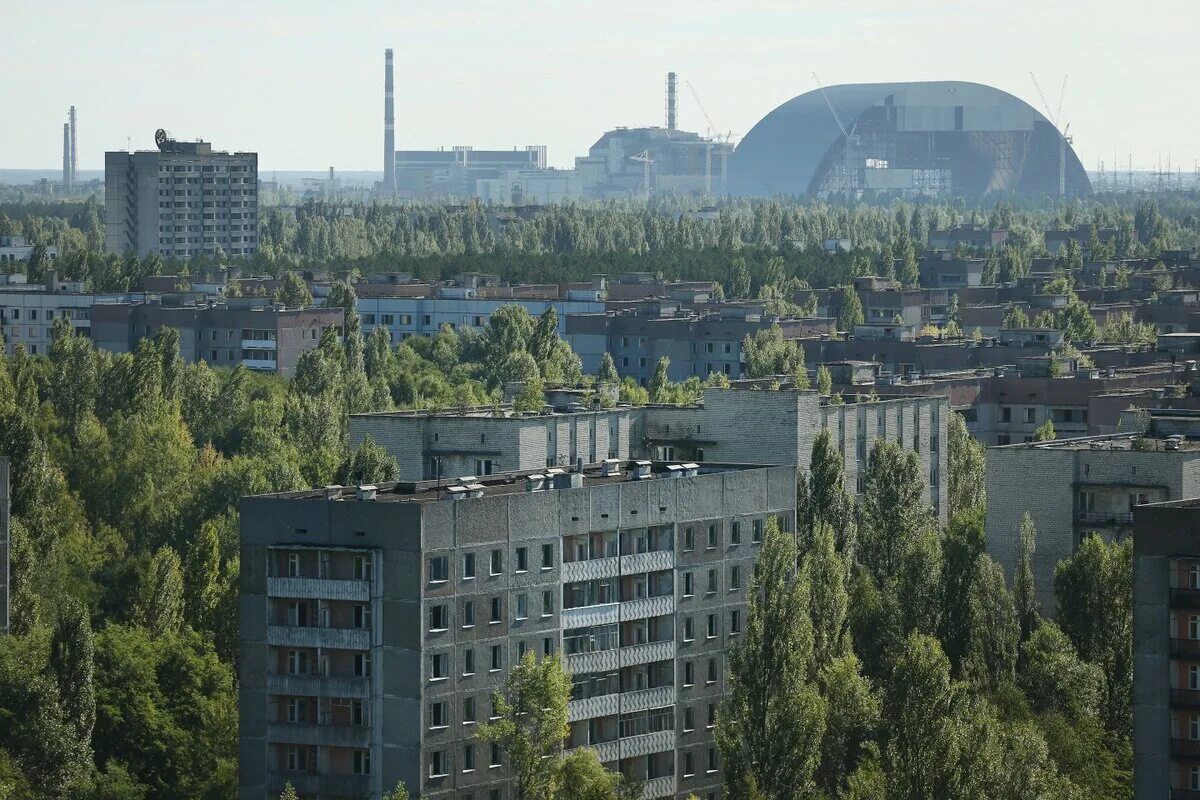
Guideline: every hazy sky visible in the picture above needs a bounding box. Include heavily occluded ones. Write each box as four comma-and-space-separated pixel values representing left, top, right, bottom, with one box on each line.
3, 0, 1197, 175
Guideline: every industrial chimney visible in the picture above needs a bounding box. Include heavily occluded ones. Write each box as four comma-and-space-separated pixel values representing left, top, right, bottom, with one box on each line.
383, 49, 395, 193
69, 106, 77, 190
666, 72, 678, 132
62, 122, 72, 192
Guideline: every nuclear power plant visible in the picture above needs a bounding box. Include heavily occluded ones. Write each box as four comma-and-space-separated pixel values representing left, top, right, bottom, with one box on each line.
376, 49, 1091, 202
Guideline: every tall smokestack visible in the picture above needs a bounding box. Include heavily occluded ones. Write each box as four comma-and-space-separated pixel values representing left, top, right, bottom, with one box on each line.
69, 106, 77, 190
666, 72, 677, 132
383, 49, 395, 193
62, 122, 71, 191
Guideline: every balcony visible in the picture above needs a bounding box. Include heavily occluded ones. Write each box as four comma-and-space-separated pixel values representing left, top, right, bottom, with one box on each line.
319, 774, 371, 796
567, 648, 619, 675
267, 576, 370, 602
266, 674, 370, 699
619, 728, 676, 759
620, 551, 674, 575
569, 693, 621, 723
620, 686, 675, 715
562, 603, 620, 629
1075, 511, 1134, 527
562, 558, 620, 584
619, 640, 675, 668
1171, 689, 1200, 708
267, 722, 371, 748
1173, 588, 1200, 609
642, 774, 678, 799
620, 596, 675, 622
1172, 639, 1200, 658
267, 625, 369, 650
1173, 738, 1200, 758
242, 358, 278, 371
242, 338, 277, 351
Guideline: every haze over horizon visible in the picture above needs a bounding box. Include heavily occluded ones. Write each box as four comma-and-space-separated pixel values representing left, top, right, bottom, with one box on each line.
2, 0, 1197, 176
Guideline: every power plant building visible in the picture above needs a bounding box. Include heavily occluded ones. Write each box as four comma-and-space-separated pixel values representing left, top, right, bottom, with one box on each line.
393, 146, 551, 200
727, 81, 1091, 199
104, 132, 258, 259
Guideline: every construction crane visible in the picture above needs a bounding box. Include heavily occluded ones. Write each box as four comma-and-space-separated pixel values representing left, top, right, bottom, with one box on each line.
630, 150, 654, 199
1030, 72, 1071, 197
812, 72, 859, 193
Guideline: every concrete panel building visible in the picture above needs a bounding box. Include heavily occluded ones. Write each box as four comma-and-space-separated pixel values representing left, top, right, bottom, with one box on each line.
239, 461, 797, 800
986, 413, 1200, 614
1132, 498, 1200, 800
105, 133, 258, 259
351, 386, 949, 523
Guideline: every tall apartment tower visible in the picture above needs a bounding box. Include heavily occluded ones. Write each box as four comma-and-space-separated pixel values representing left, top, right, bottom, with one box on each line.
104, 132, 258, 259
239, 461, 797, 800
383, 49, 396, 194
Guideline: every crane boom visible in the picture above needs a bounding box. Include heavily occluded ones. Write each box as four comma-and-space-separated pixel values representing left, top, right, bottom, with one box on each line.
1055, 75, 1069, 133
685, 80, 719, 139
1030, 72, 1056, 128
812, 72, 849, 139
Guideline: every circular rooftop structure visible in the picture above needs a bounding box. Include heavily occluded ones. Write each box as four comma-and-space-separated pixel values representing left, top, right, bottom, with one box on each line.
728, 81, 1090, 199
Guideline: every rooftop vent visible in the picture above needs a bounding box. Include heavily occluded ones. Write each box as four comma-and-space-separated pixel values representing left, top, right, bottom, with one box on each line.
356, 484, 378, 501
632, 460, 652, 480
324, 484, 344, 500
448, 483, 485, 500
681, 462, 700, 477
526, 474, 547, 492
601, 458, 621, 477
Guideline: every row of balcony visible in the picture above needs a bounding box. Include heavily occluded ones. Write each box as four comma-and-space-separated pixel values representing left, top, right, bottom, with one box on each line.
267, 625, 370, 650
562, 551, 675, 583
267, 772, 369, 797
267, 576, 370, 602
266, 674, 371, 699
267, 722, 370, 749
567, 639, 676, 675
560, 596, 676, 630
568, 685, 675, 723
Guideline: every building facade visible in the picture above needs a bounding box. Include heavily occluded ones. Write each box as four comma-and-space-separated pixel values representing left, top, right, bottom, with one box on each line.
105, 135, 258, 259
1132, 498, 1200, 800
239, 461, 798, 800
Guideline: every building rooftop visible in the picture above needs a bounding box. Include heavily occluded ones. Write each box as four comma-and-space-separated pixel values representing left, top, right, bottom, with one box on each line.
248, 460, 771, 505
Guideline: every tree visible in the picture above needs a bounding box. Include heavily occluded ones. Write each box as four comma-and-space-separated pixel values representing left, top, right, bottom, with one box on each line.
946, 411, 985, 518
50, 599, 97, 746
881, 633, 958, 800
726, 256, 751, 299
1058, 297, 1097, 343
742, 324, 805, 379
1020, 620, 1103, 723
838, 285, 864, 333
715, 517, 827, 800
476, 651, 571, 800
272, 272, 313, 307
278, 783, 299, 800
513, 373, 546, 413
815, 652, 880, 798
554, 749, 640, 800
597, 352, 619, 385
800, 429, 855, 556
1013, 512, 1039, 645
807, 522, 849, 673
341, 435, 400, 485
857, 440, 933, 585
816, 365, 833, 395
963, 555, 1018, 691
135, 547, 185, 636
1002, 305, 1029, 329
648, 357, 670, 403
1054, 536, 1133, 737
184, 519, 223, 635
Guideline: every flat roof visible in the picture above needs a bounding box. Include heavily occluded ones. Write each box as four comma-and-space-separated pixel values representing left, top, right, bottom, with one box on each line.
996, 433, 1200, 452
248, 461, 776, 505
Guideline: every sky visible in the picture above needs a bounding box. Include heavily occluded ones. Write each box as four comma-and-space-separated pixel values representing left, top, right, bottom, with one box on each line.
2, 0, 1198, 175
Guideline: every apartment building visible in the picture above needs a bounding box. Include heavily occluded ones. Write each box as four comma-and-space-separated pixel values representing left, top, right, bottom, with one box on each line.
0, 235, 59, 266
238, 460, 798, 800
986, 412, 1200, 614
0, 273, 146, 356
89, 300, 342, 378
105, 134, 258, 258
351, 386, 949, 523
1132, 498, 1200, 800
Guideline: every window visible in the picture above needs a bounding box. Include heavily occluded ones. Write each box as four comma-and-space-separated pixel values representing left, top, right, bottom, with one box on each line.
429, 555, 449, 583
1192, 766, 1200, 791
491, 645, 503, 671
490, 549, 503, 575
730, 521, 741, 544
429, 701, 448, 728
1024, 407, 1036, 424
354, 652, 371, 677
490, 597, 502, 623
706, 569, 717, 594
684, 661, 694, 686
752, 518, 763, 543
431, 653, 448, 680
543, 636, 554, 656
1191, 615, 1200, 640
353, 554, 371, 580
429, 605, 448, 631
684, 752, 695, 777
463, 600, 475, 627
684, 706, 695, 731
287, 745, 309, 772
730, 565, 741, 590
542, 590, 554, 616
684, 527, 694, 551
997, 434, 1011, 446
288, 650, 309, 675
287, 552, 300, 577
1191, 716, 1200, 741
515, 593, 528, 620
463, 696, 476, 723
463, 648, 476, 675
730, 609, 742, 634
463, 553, 476, 580
463, 744, 476, 772
684, 616, 695, 641
706, 614, 717, 639
518, 640, 528, 659
475, 458, 494, 476
683, 572, 694, 597
1191, 564, 1200, 590
286, 697, 307, 723
1000, 406, 1012, 423
541, 543, 553, 569
353, 604, 371, 629
707, 703, 716, 728
429, 750, 447, 778
708, 748, 718, 773
707, 524, 717, 549
1190, 665, 1200, 691
516, 547, 528, 572
707, 658, 718, 683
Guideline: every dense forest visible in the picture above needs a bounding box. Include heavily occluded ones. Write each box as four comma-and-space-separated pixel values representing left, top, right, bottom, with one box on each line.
2, 193, 1199, 293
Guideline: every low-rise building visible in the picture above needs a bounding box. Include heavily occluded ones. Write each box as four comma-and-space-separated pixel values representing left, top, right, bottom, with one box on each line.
927, 226, 1008, 252
0, 235, 59, 266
